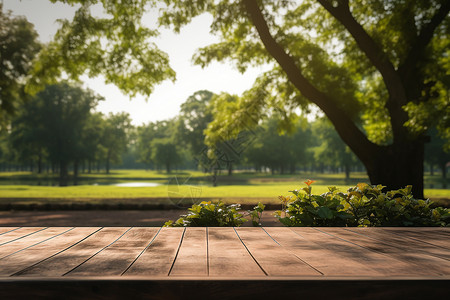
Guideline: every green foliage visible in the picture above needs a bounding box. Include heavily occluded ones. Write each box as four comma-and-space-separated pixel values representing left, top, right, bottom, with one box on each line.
164, 201, 248, 227
275, 181, 449, 227
161, 0, 450, 197
101, 112, 132, 173
27, 0, 175, 97
0, 4, 41, 126
249, 202, 265, 227
243, 117, 313, 174
150, 138, 181, 173
176, 90, 214, 156
136, 119, 187, 172
10, 82, 101, 184
311, 118, 361, 178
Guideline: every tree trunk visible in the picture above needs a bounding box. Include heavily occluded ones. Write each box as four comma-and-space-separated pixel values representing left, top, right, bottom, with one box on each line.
88, 160, 92, 174
290, 164, 295, 174
166, 162, 171, 173
227, 162, 233, 176
430, 164, 434, 176
73, 160, 79, 185
344, 163, 350, 180
37, 152, 42, 174
441, 162, 447, 180
363, 141, 424, 199
59, 160, 69, 187
106, 152, 111, 174
242, 0, 448, 201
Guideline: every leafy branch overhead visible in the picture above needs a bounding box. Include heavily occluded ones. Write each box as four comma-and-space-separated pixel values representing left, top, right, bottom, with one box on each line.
27, 0, 176, 97
160, 0, 450, 198
6, 1, 450, 198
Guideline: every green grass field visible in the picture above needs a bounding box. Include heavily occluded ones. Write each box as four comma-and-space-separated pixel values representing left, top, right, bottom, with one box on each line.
0, 170, 448, 207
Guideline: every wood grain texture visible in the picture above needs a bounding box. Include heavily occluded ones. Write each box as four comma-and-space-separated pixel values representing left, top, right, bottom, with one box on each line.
124, 227, 185, 276
0, 226, 448, 282
316, 227, 450, 276
66, 227, 159, 276
208, 227, 265, 277
264, 227, 384, 276
0, 227, 101, 276
13, 228, 129, 277
381, 227, 450, 249
343, 227, 450, 260
0, 227, 47, 245
0, 227, 73, 259
169, 227, 207, 276
0, 228, 19, 235
235, 227, 321, 276
289, 227, 443, 276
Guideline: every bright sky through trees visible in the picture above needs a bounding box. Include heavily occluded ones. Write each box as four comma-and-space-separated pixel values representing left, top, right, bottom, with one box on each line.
4, 0, 268, 125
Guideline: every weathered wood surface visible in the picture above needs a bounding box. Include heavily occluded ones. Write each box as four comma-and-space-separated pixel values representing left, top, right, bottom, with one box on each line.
0, 227, 448, 299
0, 227, 448, 278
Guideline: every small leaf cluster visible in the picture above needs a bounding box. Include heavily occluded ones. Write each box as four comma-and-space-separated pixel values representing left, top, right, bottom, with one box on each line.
164, 201, 248, 227
249, 202, 265, 226
274, 181, 449, 227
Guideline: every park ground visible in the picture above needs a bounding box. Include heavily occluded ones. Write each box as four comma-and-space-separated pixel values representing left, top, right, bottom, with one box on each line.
0, 170, 448, 226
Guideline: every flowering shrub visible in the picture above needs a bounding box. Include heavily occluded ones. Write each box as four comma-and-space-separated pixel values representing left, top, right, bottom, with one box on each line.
274, 181, 449, 227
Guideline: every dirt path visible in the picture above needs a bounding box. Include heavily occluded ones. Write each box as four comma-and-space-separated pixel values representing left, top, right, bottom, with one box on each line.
0, 210, 280, 227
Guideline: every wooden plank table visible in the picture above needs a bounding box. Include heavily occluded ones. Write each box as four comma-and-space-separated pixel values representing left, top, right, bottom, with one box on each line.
0, 227, 448, 299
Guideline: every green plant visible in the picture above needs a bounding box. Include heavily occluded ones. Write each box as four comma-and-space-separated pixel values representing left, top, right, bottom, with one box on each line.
249, 202, 265, 226
164, 201, 248, 227
164, 201, 267, 227
274, 180, 449, 227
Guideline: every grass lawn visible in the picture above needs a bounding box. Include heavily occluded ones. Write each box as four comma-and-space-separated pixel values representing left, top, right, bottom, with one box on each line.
0, 183, 448, 207
0, 170, 448, 207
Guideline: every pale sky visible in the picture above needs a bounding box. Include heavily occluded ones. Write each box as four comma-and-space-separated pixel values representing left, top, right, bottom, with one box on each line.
4, 0, 269, 126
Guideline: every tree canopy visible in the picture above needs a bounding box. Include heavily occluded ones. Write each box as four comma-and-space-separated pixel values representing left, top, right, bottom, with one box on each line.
6, 1, 450, 196
10, 82, 101, 185
160, 0, 450, 197
0, 4, 41, 126
26, 0, 175, 97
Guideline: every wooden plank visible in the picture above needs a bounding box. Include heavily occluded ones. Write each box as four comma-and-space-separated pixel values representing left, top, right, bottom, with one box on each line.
170, 227, 208, 276
292, 227, 435, 277
0, 227, 47, 245
0, 227, 101, 276
0, 227, 73, 259
316, 227, 450, 276
13, 227, 130, 277
235, 227, 321, 276
0, 227, 20, 235
381, 227, 450, 249
124, 227, 185, 276
65, 227, 159, 276
208, 227, 265, 277
344, 227, 450, 261
264, 227, 392, 276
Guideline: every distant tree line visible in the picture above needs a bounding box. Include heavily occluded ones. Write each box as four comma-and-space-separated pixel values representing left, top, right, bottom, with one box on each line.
1, 88, 448, 186
1, 87, 449, 187
0, 83, 131, 185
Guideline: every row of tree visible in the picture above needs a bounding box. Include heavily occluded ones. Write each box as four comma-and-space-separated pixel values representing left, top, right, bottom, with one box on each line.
0, 83, 131, 185
134, 90, 449, 180
1, 86, 448, 186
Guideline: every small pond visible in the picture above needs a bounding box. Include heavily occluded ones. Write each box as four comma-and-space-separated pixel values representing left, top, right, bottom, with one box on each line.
107, 182, 162, 187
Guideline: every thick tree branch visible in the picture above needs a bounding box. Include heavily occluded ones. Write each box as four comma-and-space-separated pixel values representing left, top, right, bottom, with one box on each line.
398, 1, 450, 84
242, 0, 378, 162
317, 0, 410, 142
